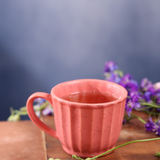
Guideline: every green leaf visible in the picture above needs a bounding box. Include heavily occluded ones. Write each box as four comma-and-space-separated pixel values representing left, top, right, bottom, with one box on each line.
20, 106, 27, 111
155, 152, 160, 157
7, 114, 20, 121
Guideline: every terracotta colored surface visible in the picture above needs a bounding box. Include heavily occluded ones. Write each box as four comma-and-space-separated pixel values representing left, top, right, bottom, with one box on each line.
0, 120, 46, 160
27, 79, 127, 157
43, 111, 160, 160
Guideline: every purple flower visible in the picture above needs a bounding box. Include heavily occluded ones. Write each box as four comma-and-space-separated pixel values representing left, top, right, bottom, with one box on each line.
104, 61, 118, 72
145, 117, 155, 131
42, 105, 53, 116
119, 74, 138, 92
34, 98, 46, 104
145, 118, 160, 136
104, 61, 124, 84
131, 94, 141, 110
119, 74, 131, 85
155, 89, 160, 96
144, 91, 153, 103
133, 102, 141, 110
156, 127, 160, 136
156, 97, 160, 105
125, 91, 141, 114
153, 89, 160, 105
140, 78, 155, 94
129, 92, 139, 102
105, 72, 121, 84
153, 120, 160, 136
125, 99, 134, 116
120, 74, 140, 116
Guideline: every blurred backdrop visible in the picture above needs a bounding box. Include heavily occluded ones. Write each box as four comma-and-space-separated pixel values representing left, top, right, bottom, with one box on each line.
0, 0, 160, 120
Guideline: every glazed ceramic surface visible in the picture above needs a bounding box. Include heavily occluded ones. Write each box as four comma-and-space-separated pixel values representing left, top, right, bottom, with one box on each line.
27, 79, 127, 158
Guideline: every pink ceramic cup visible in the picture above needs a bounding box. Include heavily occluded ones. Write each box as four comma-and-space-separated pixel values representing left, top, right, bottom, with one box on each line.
26, 79, 127, 158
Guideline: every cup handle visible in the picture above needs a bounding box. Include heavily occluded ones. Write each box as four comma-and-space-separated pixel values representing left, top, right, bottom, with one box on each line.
26, 92, 58, 139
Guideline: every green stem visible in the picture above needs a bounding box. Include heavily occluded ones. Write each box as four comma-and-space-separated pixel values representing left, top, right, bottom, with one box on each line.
14, 101, 49, 116
72, 155, 84, 160
14, 110, 28, 115
125, 115, 135, 122
9, 107, 14, 115
35, 101, 49, 111
89, 137, 160, 160
140, 102, 160, 109
130, 113, 146, 124
72, 138, 160, 160
136, 108, 160, 116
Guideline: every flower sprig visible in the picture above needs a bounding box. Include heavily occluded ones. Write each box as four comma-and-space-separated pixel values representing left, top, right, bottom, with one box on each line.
104, 61, 160, 136
8, 98, 53, 121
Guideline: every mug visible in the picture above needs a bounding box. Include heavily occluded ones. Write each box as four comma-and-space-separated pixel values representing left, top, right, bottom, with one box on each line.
26, 79, 127, 158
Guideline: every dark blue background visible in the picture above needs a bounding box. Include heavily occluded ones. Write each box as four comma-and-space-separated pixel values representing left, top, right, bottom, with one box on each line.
1, 0, 160, 120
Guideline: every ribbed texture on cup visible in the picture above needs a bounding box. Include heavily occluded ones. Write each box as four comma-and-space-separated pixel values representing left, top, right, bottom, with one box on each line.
52, 98, 126, 158
51, 79, 127, 157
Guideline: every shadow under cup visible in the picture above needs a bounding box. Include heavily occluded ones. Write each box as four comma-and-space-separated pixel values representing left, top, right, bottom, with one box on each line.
27, 79, 127, 158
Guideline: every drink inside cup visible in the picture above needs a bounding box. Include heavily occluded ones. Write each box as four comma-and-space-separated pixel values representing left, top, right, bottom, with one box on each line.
61, 91, 118, 104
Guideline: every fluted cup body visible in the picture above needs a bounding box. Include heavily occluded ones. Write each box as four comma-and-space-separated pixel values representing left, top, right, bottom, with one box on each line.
51, 79, 127, 157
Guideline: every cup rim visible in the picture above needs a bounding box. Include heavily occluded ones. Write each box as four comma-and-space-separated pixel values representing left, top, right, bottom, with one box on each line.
51, 79, 127, 107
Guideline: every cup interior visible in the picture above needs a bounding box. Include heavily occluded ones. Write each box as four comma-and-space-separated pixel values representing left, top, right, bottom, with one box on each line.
51, 79, 127, 104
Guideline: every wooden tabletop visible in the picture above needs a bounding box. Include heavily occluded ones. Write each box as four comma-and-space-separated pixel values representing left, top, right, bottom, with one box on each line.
42, 111, 160, 160
0, 120, 46, 160
0, 111, 160, 160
